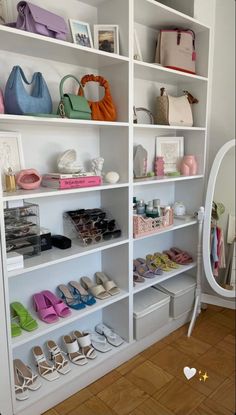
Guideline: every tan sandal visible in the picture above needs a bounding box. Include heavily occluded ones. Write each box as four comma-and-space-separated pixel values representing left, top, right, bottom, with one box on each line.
73, 331, 97, 360
95, 272, 120, 296
80, 276, 110, 300
14, 359, 41, 391
13, 360, 29, 401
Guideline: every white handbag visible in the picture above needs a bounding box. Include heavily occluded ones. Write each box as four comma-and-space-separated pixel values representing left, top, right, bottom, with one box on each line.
155, 29, 196, 74
156, 88, 198, 127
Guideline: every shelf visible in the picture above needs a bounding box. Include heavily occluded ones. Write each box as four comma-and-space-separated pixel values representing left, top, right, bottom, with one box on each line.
133, 175, 204, 186
8, 237, 129, 277
134, 124, 206, 131
0, 26, 129, 68
0, 114, 129, 128
3, 183, 129, 202
133, 262, 197, 294
134, 60, 208, 84
14, 341, 129, 413
133, 218, 197, 241
12, 290, 129, 349
135, 0, 210, 33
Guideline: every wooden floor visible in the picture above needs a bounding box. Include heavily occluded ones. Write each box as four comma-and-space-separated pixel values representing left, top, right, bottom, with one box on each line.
44, 305, 235, 415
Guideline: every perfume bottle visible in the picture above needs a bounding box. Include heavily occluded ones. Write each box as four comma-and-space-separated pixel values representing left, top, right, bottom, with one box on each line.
5, 168, 16, 192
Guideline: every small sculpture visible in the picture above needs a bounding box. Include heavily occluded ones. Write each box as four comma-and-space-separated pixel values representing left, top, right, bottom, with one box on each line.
105, 171, 119, 184
57, 149, 83, 174
155, 156, 165, 177
91, 157, 104, 176
133, 145, 148, 178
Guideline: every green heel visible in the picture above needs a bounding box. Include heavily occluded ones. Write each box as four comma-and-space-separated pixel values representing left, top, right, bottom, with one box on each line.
11, 302, 38, 332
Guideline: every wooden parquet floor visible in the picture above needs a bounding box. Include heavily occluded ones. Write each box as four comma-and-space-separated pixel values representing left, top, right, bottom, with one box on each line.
44, 305, 235, 415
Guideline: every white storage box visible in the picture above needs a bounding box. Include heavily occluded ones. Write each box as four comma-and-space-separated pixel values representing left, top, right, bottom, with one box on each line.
153, 274, 196, 319
7, 252, 24, 271
133, 288, 170, 340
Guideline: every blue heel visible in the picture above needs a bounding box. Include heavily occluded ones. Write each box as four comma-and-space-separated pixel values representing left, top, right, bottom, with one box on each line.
69, 281, 96, 306
57, 284, 86, 310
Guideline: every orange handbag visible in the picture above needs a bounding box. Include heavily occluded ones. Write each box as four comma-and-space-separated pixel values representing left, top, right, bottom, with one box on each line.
78, 74, 117, 122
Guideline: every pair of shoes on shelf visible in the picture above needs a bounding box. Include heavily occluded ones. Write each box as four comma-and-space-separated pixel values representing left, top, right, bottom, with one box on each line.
14, 359, 41, 401
33, 290, 71, 324
11, 302, 38, 337
58, 282, 96, 310
133, 258, 163, 280
95, 323, 124, 347
80, 272, 120, 300
163, 247, 193, 265
146, 253, 179, 272
63, 331, 96, 364
32, 340, 70, 382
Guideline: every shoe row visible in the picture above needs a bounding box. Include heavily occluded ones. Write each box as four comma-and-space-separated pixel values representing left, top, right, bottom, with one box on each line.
133, 247, 193, 284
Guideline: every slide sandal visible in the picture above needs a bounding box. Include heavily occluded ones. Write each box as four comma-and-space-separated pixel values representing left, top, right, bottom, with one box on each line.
88, 331, 112, 353
14, 359, 41, 391
170, 247, 193, 264
68, 281, 96, 306
32, 346, 59, 382
32, 294, 59, 324
63, 335, 87, 366
95, 272, 120, 296
57, 285, 86, 310
73, 331, 97, 360
41, 290, 71, 318
95, 323, 124, 347
47, 340, 71, 375
11, 321, 22, 337
11, 302, 38, 331
133, 273, 145, 283
13, 361, 29, 401
80, 276, 110, 300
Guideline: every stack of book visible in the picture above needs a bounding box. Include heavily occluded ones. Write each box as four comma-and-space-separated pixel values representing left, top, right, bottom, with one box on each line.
42, 173, 102, 189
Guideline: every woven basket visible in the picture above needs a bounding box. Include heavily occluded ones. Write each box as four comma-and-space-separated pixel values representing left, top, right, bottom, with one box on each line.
133, 209, 174, 238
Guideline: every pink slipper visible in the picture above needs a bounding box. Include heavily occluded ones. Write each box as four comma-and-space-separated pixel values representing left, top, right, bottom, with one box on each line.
41, 290, 71, 318
33, 293, 59, 324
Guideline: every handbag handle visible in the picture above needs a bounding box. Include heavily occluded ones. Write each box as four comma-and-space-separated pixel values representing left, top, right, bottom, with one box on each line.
78, 75, 112, 102
59, 75, 85, 99
8, 65, 41, 88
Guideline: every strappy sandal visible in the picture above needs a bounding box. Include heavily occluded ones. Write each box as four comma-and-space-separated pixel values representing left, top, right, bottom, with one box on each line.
134, 259, 156, 279
80, 276, 110, 300
68, 281, 96, 306
95, 323, 124, 347
155, 253, 179, 269
57, 285, 86, 310
73, 331, 97, 360
11, 302, 38, 331
32, 346, 59, 381
14, 359, 41, 391
63, 335, 87, 366
95, 272, 120, 296
13, 361, 29, 401
47, 340, 71, 375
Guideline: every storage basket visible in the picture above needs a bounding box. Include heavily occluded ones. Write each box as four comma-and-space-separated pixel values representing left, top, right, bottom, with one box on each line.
133, 208, 174, 238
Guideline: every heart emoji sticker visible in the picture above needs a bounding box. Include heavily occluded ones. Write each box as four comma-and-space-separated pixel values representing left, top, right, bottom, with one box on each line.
183, 367, 197, 380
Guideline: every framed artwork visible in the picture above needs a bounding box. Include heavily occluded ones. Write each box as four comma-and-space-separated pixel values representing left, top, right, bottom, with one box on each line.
94, 25, 119, 54
69, 19, 93, 48
0, 131, 24, 191
133, 29, 143, 61
155, 136, 184, 173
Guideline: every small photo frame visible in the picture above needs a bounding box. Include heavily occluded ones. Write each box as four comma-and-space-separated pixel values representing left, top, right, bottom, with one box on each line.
94, 25, 119, 54
0, 131, 24, 191
155, 136, 184, 173
69, 19, 93, 48
134, 29, 143, 61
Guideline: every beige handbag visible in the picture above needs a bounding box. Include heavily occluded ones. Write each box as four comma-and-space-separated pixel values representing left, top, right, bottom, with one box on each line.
155, 29, 196, 74
156, 88, 198, 127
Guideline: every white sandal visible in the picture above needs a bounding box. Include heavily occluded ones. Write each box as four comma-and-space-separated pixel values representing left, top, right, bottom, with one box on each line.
89, 331, 112, 353
14, 361, 29, 401
32, 346, 59, 382
95, 323, 124, 347
14, 359, 41, 391
80, 276, 110, 300
63, 335, 87, 366
95, 272, 120, 296
73, 331, 97, 359
47, 340, 71, 375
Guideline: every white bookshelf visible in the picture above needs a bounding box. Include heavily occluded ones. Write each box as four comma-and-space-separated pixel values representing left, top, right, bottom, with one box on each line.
0, 1, 210, 414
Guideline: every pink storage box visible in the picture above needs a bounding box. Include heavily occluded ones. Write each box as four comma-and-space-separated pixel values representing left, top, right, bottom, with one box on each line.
133, 209, 174, 238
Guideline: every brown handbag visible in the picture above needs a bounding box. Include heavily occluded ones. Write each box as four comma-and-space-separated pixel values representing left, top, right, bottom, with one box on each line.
78, 74, 117, 122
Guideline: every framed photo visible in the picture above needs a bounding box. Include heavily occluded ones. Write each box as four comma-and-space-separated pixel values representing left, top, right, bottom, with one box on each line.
0, 131, 24, 191
69, 19, 93, 48
94, 25, 119, 54
155, 136, 184, 173
134, 30, 143, 61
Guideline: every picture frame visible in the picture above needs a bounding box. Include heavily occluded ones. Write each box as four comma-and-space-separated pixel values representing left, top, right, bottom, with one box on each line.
0, 131, 24, 191
155, 136, 184, 173
69, 19, 93, 48
94, 24, 119, 54
133, 29, 143, 61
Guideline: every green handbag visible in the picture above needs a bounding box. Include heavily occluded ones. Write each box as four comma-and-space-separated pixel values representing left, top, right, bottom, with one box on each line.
58, 75, 92, 120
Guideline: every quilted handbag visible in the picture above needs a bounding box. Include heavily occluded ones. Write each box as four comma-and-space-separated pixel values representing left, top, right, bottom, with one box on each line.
155, 29, 196, 74
4, 66, 52, 115
7, 1, 68, 40
58, 75, 92, 120
0, 88, 4, 113
78, 75, 117, 122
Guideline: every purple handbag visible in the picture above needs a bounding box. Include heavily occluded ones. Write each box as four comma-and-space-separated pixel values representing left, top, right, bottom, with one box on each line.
8, 1, 68, 40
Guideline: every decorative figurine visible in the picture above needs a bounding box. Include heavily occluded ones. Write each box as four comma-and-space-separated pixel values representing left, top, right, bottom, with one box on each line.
133, 145, 148, 178
57, 149, 83, 174
105, 171, 119, 184
155, 156, 165, 177
91, 157, 104, 176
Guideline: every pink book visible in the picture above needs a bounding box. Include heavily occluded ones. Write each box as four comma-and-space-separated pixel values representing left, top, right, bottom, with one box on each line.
42, 176, 102, 189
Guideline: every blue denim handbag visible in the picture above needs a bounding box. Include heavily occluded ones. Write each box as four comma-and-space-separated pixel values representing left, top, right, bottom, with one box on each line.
4, 65, 52, 115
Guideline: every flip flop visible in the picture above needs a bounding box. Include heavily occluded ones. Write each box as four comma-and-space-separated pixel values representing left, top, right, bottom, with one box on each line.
41, 290, 71, 318
68, 281, 96, 306
95, 272, 120, 296
95, 323, 124, 347
80, 276, 110, 300
32, 293, 59, 324
88, 331, 112, 353
11, 302, 38, 331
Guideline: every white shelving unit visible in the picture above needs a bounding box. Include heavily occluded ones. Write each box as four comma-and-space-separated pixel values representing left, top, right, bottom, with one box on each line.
0, 1, 210, 414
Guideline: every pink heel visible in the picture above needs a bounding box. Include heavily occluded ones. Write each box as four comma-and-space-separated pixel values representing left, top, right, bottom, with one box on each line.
33, 293, 59, 324
41, 290, 71, 318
